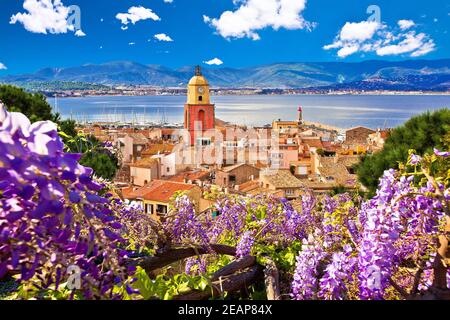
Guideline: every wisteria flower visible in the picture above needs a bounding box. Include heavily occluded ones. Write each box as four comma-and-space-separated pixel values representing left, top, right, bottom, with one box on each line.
409, 153, 422, 165
434, 148, 450, 157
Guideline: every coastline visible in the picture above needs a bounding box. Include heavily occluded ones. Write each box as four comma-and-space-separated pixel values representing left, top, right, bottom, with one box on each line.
50, 91, 450, 99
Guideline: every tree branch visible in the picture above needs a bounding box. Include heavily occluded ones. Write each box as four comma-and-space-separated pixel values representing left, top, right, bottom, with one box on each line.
262, 257, 281, 300
211, 256, 256, 281
172, 265, 264, 300
127, 244, 236, 274
389, 278, 409, 299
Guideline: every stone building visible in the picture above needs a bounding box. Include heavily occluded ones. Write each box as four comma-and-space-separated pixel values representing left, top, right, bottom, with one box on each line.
215, 163, 260, 188
345, 126, 376, 145
259, 170, 304, 200
129, 158, 160, 186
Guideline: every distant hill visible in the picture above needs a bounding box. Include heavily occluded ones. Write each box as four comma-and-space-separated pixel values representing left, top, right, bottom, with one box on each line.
1, 59, 449, 91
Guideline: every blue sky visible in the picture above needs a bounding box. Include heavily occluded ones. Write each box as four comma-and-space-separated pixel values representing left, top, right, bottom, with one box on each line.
0, 0, 449, 74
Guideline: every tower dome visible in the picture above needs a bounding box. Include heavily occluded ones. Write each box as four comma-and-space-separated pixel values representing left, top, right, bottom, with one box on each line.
187, 66, 210, 105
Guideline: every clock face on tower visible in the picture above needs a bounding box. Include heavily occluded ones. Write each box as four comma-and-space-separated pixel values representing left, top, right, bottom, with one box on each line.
197, 86, 205, 94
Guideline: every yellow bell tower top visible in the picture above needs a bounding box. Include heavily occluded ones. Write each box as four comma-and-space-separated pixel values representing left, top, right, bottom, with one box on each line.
187, 66, 210, 105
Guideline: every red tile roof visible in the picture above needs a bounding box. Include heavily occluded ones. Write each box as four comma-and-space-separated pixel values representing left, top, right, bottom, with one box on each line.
129, 157, 159, 169
142, 144, 175, 156
126, 180, 197, 203
303, 138, 323, 149
169, 170, 210, 182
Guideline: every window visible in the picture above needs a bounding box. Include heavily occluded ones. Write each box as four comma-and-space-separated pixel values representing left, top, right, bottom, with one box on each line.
145, 204, 153, 214
285, 189, 295, 196
156, 205, 168, 215
298, 166, 308, 176
198, 110, 206, 128
229, 175, 236, 183
196, 137, 211, 146
166, 167, 170, 173
198, 96, 203, 101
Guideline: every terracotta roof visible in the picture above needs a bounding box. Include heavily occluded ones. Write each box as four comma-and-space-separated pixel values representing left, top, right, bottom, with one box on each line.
302, 137, 323, 149
128, 133, 149, 145
142, 144, 175, 156
346, 126, 376, 133
337, 155, 361, 168
219, 163, 260, 173
380, 131, 390, 139
318, 157, 358, 188
261, 170, 303, 189
246, 188, 284, 197
121, 186, 136, 199
127, 180, 197, 203
236, 180, 284, 197
297, 178, 335, 190
238, 180, 261, 193
129, 157, 159, 169
169, 170, 210, 182
161, 129, 177, 135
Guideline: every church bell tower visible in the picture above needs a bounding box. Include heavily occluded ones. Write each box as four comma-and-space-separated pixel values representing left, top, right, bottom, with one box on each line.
184, 66, 215, 145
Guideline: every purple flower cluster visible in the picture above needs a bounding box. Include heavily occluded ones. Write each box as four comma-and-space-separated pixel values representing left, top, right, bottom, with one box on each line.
279, 198, 308, 242
0, 105, 141, 299
185, 257, 207, 275
236, 231, 255, 258
318, 245, 357, 300
357, 170, 406, 299
164, 195, 210, 247
291, 233, 326, 300
210, 197, 247, 241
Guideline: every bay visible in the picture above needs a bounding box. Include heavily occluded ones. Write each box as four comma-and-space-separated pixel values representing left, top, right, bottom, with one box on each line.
49, 94, 450, 129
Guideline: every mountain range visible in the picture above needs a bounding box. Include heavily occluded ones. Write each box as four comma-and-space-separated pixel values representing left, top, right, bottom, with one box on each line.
1, 59, 449, 91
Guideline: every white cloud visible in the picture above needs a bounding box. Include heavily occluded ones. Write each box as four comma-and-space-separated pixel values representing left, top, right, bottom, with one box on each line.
324, 19, 435, 58
204, 58, 224, 65
10, 0, 74, 34
339, 21, 380, 41
203, 0, 314, 40
154, 33, 173, 42
376, 32, 435, 56
164, 0, 173, 3
336, 45, 359, 58
74, 29, 86, 37
116, 6, 160, 26
398, 19, 415, 31
129, 42, 136, 46
0, 63, 7, 70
